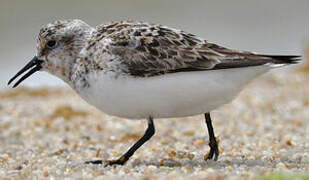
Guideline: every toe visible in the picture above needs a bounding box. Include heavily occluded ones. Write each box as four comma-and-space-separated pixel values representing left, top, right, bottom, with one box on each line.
204, 149, 214, 161
213, 146, 219, 161
85, 160, 103, 164
104, 156, 127, 167
104, 160, 124, 167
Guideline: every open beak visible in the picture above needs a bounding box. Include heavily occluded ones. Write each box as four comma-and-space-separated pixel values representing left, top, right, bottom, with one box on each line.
8, 56, 44, 88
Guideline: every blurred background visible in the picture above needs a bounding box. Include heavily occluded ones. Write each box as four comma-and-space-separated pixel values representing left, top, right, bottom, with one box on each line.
1, 0, 308, 88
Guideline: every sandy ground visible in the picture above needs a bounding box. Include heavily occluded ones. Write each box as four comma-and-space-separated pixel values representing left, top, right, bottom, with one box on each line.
0, 70, 308, 179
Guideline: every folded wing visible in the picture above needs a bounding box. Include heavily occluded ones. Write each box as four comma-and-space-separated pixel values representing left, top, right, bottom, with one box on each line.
95, 21, 300, 77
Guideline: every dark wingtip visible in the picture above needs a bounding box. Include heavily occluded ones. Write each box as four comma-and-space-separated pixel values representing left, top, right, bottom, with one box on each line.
263, 55, 302, 64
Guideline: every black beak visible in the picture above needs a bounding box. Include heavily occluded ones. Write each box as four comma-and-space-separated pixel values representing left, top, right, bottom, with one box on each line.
8, 56, 43, 88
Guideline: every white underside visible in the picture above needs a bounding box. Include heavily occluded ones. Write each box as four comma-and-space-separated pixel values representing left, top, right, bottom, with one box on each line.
76, 66, 270, 119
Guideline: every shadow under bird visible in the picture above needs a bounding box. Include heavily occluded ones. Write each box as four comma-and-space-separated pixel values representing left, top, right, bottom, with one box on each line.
8, 19, 301, 166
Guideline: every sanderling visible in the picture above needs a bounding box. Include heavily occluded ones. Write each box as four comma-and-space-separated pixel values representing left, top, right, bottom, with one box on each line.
8, 19, 301, 166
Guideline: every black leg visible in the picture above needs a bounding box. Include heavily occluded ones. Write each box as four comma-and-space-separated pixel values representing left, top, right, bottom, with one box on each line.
204, 113, 219, 161
86, 116, 155, 166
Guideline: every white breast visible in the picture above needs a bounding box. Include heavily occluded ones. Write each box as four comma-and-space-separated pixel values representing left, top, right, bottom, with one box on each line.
76, 66, 269, 119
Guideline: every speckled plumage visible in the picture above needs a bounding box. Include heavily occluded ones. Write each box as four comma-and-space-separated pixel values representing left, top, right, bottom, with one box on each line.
34, 19, 300, 87
8, 19, 301, 166
8, 19, 299, 111
77, 20, 299, 78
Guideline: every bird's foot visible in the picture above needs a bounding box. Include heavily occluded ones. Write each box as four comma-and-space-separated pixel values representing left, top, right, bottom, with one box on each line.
85, 156, 127, 167
204, 137, 219, 161
103, 158, 127, 167
85, 160, 103, 165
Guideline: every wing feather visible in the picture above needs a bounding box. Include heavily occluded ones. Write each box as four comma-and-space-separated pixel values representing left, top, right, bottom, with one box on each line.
89, 21, 299, 77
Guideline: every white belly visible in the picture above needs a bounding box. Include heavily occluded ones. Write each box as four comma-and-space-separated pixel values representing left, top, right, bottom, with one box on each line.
76, 66, 269, 119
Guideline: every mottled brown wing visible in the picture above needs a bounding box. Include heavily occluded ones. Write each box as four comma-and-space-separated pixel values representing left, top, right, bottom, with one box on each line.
97, 21, 227, 77
96, 21, 297, 77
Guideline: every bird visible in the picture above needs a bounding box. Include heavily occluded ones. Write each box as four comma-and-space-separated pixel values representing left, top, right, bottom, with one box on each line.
8, 19, 301, 166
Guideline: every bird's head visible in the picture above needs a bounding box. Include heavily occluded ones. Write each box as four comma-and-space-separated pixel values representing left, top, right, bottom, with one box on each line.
8, 19, 94, 87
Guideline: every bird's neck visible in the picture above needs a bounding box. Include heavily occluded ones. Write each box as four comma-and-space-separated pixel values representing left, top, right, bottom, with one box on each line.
66, 57, 92, 91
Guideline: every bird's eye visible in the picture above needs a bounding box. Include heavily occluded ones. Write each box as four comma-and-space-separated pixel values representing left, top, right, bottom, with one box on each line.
46, 40, 58, 49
